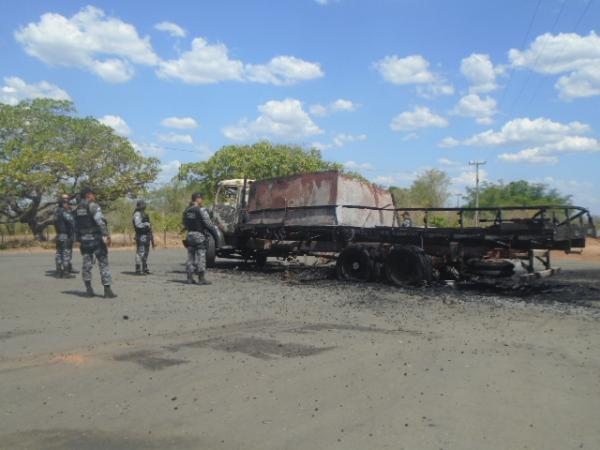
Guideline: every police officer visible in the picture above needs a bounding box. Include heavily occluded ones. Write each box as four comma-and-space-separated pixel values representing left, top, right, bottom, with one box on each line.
74, 187, 117, 298
54, 194, 76, 278
401, 211, 413, 227
182, 193, 220, 285
132, 199, 154, 275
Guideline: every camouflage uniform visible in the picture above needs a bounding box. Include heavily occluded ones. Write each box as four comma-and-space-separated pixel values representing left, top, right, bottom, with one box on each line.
182, 204, 218, 283
133, 209, 152, 273
186, 231, 207, 274
54, 205, 75, 275
75, 200, 112, 286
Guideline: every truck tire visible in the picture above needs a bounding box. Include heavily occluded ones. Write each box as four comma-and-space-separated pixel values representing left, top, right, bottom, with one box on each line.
336, 245, 373, 282
255, 253, 268, 268
466, 259, 514, 277
384, 245, 433, 286
206, 235, 216, 268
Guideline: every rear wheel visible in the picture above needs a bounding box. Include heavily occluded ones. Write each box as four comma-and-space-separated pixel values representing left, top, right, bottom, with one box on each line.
384, 245, 433, 286
206, 235, 216, 268
255, 253, 268, 268
336, 245, 373, 282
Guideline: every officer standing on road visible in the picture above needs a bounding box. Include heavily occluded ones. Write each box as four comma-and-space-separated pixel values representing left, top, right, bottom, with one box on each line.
182, 193, 220, 285
132, 199, 154, 275
54, 194, 76, 278
74, 187, 117, 298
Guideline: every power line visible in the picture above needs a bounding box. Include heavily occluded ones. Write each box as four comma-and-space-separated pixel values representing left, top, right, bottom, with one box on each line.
509, 0, 567, 113
526, 0, 595, 107
498, 0, 544, 111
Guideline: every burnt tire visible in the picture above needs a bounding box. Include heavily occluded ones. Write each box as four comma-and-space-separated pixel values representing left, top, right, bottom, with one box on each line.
336, 245, 373, 282
206, 235, 216, 268
255, 253, 268, 268
466, 259, 514, 277
384, 245, 433, 286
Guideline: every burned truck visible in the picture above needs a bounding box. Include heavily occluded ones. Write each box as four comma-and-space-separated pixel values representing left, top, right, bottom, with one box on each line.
208, 171, 595, 285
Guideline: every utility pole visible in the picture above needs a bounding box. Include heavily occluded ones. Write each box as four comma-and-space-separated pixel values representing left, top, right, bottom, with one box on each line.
454, 193, 462, 208
469, 160, 486, 226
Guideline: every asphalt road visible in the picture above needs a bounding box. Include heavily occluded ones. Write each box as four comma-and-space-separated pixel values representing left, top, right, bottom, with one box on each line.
1, 249, 599, 450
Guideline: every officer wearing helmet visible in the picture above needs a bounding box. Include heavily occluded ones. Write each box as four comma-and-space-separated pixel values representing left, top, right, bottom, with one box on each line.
132, 199, 154, 275
74, 187, 117, 298
54, 194, 76, 278
182, 193, 220, 285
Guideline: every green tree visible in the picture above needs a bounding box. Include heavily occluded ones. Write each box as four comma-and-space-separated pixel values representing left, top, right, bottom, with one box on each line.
390, 169, 451, 208
465, 180, 571, 207
0, 99, 160, 239
178, 141, 345, 197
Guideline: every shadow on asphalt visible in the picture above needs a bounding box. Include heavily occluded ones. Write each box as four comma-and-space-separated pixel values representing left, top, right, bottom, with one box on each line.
61, 290, 98, 299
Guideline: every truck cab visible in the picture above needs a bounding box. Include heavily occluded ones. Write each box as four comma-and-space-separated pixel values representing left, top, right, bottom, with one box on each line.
211, 179, 254, 238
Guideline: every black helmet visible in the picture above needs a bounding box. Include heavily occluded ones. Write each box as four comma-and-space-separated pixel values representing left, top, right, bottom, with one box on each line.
80, 187, 95, 197
136, 199, 147, 209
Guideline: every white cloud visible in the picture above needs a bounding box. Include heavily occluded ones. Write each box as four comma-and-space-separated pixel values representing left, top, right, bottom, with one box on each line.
158, 40, 323, 85
98, 115, 131, 136
461, 53, 500, 93
157, 132, 193, 144
498, 149, 559, 164
508, 31, 600, 99
374, 54, 454, 97
0, 76, 71, 105
438, 157, 461, 167
310, 98, 358, 116
245, 56, 324, 86
390, 106, 448, 132
161, 116, 198, 129
344, 160, 374, 171
15, 6, 159, 83
157, 160, 181, 184
452, 94, 498, 125
452, 169, 488, 187
311, 133, 367, 150
154, 21, 186, 38
133, 142, 166, 158
448, 116, 599, 164
499, 136, 600, 164
439, 137, 460, 148
401, 133, 419, 142
157, 37, 244, 84
222, 98, 322, 141
461, 117, 590, 147
372, 172, 417, 187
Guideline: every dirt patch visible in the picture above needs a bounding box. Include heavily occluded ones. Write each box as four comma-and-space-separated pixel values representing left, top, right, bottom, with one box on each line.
0, 429, 198, 450
287, 322, 420, 335
169, 336, 335, 360
113, 350, 188, 371
0, 330, 38, 341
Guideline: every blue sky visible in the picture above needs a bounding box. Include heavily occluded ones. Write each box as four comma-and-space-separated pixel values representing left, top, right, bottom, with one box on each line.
1, 0, 599, 211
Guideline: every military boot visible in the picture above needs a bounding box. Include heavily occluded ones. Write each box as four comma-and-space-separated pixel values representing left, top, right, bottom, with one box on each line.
186, 273, 196, 284
104, 285, 117, 299
135, 264, 143, 275
66, 263, 78, 274
143, 264, 151, 275
84, 281, 94, 297
197, 272, 211, 285
56, 263, 64, 278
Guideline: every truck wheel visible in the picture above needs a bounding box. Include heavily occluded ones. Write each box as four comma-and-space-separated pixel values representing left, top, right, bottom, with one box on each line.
255, 253, 268, 268
384, 245, 433, 286
466, 259, 514, 277
206, 235, 216, 268
336, 245, 373, 282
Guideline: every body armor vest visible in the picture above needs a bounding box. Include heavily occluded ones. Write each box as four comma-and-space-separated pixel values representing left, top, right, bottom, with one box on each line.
75, 202, 99, 235
133, 211, 151, 236
54, 208, 71, 234
184, 206, 205, 232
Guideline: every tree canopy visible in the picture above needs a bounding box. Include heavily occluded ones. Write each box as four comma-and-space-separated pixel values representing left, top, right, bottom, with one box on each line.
0, 98, 160, 238
464, 180, 571, 207
389, 169, 451, 208
178, 141, 350, 198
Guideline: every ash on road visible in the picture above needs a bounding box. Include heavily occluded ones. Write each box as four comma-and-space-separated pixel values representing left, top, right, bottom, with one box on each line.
1, 249, 599, 450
